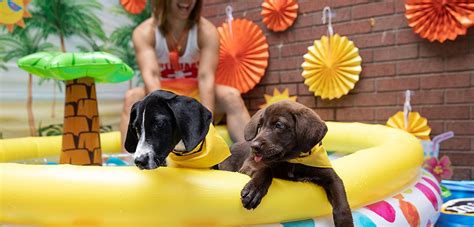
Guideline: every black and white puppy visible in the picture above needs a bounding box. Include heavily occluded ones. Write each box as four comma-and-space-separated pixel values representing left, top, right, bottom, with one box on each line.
124, 90, 212, 170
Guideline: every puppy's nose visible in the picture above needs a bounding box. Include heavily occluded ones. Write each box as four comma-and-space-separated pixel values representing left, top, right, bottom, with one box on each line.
134, 155, 149, 169
251, 141, 263, 153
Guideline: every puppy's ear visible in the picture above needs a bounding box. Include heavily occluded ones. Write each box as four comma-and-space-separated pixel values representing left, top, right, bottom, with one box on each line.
124, 101, 141, 153
167, 95, 212, 151
244, 109, 264, 141
294, 108, 328, 152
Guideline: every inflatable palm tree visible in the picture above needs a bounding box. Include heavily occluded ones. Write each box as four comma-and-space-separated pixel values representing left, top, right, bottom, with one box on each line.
18, 52, 133, 165
28, 0, 105, 118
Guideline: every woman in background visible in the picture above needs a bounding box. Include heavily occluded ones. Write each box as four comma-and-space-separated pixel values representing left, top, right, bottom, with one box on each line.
120, 0, 250, 149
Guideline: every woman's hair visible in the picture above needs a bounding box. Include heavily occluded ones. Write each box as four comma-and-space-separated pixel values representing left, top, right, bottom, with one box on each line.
153, 0, 203, 34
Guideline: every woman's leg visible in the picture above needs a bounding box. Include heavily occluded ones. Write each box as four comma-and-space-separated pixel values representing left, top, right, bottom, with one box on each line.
120, 87, 146, 152
215, 85, 250, 142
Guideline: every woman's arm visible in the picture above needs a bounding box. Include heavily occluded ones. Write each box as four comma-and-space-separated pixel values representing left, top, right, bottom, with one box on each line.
133, 18, 161, 94
197, 18, 220, 114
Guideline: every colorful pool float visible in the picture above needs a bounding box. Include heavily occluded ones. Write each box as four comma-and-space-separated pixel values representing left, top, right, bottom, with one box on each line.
279, 170, 442, 226
0, 122, 425, 226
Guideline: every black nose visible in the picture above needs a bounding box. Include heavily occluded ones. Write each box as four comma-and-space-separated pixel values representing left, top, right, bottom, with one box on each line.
134, 155, 149, 169
251, 141, 263, 153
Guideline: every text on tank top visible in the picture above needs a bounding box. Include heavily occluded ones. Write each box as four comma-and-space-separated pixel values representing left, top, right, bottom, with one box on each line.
155, 25, 200, 81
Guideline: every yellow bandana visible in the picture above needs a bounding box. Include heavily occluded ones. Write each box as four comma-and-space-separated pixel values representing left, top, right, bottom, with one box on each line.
287, 143, 332, 168
167, 124, 230, 168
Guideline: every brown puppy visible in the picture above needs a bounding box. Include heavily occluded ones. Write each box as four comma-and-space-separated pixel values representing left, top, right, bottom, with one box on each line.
219, 100, 353, 227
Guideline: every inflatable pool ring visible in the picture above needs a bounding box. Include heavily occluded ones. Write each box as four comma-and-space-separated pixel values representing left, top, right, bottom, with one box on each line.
278, 170, 442, 226
0, 125, 231, 162
0, 132, 121, 162
437, 180, 474, 226
438, 198, 474, 226
0, 122, 424, 225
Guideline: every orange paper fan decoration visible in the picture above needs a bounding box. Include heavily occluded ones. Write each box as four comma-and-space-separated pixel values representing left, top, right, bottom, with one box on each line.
216, 19, 269, 93
120, 0, 146, 14
261, 0, 299, 32
405, 0, 474, 43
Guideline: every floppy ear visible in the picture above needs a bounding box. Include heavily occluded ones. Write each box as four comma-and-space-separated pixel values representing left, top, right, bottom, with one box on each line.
124, 101, 141, 153
294, 108, 328, 152
167, 95, 212, 151
244, 109, 264, 141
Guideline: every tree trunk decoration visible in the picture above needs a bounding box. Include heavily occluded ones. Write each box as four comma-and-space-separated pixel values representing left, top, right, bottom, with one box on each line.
27, 73, 37, 136
60, 77, 101, 165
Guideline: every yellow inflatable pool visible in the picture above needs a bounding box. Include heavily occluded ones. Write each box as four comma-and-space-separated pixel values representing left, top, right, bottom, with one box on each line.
0, 122, 423, 226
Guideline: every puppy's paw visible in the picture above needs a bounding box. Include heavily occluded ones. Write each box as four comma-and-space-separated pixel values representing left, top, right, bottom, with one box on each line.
240, 181, 267, 210
238, 165, 255, 177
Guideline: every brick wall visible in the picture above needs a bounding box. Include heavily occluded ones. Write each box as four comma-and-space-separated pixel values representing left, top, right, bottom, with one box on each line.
202, 0, 474, 180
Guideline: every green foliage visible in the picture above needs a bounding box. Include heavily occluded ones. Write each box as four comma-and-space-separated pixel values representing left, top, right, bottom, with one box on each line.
110, 1, 152, 48
0, 22, 56, 63
0, 57, 8, 71
0, 21, 59, 88
38, 78, 64, 92
76, 34, 123, 54
28, 0, 106, 43
37, 122, 63, 137
37, 122, 114, 136
100, 125, 113, 133
114, 44, 142, 86
0, 47, 7, 71
109, 1, 151, 85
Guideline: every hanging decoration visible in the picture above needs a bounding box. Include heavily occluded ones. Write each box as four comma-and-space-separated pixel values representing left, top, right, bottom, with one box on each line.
386, 90, 431, 140
301, 7, 361, 100
259, 88, 297, 109
216, 6, 269, 93
387, 112, 432, 140
120, 0, 147, 14
0, 0, 31, 32
261, 0, 299, 32
405, 0, 474, 43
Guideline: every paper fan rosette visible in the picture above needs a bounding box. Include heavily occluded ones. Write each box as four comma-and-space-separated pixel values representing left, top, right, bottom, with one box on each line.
216, 19, 269, 93
120, 0, 146, 14
386, 111, 431, 140
261, 0, 299, 32
405, 0, 474, 43
259, 88, 297, 109
301, 34, 361, 100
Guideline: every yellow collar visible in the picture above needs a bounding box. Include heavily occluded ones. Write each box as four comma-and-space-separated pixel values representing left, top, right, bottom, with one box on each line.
171, 140, 204, 156
167, 124, 231, 169
287, 143, 332, 168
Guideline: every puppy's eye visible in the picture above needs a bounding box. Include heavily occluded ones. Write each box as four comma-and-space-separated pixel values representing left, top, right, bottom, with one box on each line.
275, 121, 285, 129
153, 121, 165, 130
